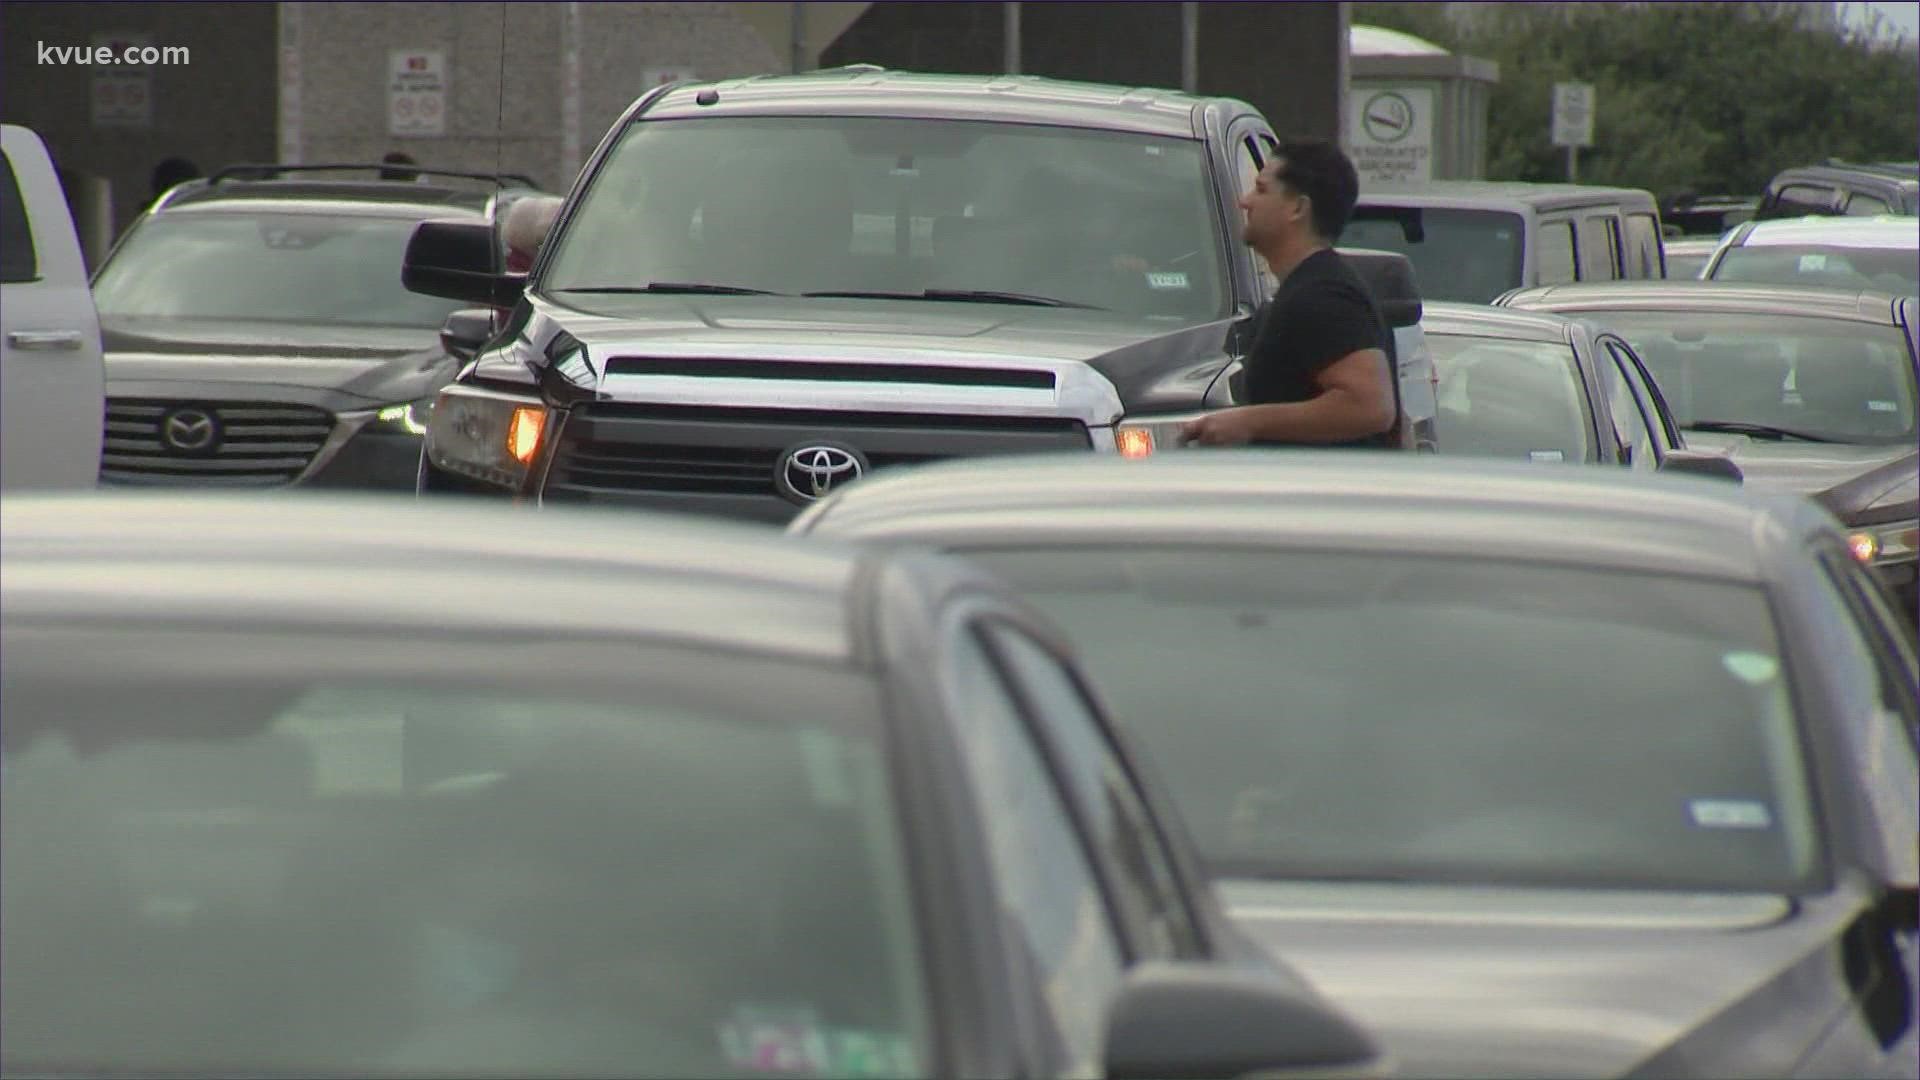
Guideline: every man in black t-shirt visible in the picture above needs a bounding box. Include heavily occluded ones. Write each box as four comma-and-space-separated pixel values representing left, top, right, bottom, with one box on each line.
1180, 138, 1403, 450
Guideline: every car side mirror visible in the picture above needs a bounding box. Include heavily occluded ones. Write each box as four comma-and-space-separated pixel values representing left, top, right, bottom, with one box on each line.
1102, 962, 1383, 1080
439, 308, 497, 363
404, 219, 525, 307
1659, 448, 1744, 484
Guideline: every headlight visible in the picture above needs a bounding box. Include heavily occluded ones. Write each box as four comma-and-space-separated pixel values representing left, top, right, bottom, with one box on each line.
424, 386, 549, 490
1848, 520, 1919, 565
1113, 412, 1209, 458
373, 397, 436, 437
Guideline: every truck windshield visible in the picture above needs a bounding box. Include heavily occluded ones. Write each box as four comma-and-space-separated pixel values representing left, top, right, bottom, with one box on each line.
1345, 207, 1526, 304
542, 116, 1230, 324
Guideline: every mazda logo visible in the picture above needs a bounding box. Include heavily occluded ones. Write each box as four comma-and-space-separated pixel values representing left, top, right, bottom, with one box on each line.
775, 442, 868, 504
160, 408, 219, 454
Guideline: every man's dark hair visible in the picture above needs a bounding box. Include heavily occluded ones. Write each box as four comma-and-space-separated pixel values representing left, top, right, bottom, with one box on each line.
1273, 137, 1359, 242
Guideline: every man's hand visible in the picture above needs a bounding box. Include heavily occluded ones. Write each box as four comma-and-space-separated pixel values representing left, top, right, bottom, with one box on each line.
1178, 407, 1260, 447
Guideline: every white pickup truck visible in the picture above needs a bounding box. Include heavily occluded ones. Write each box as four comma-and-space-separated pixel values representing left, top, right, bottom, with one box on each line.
1, 123, 104, 490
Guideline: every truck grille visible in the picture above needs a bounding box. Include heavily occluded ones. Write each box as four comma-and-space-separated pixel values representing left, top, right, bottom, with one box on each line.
545, 404, 1091, 501
101, 400, 334, 486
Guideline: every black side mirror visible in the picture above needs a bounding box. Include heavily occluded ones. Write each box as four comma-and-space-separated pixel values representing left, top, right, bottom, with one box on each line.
1659, 448, 1744, 484
404, 219, 525, 307
1337, 247, 1424, 329
439, 309, 497, 363
1102, 962, 1383, 1080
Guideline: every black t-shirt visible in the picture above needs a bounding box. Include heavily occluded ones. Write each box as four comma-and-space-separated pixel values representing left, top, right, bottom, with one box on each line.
1242, 248, 1403, 449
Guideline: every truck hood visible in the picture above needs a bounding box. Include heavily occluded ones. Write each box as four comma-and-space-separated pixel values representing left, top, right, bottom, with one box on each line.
523, 293, 1239, 415
1221, 880, 1864, 1080
1681, 432, 1918, 520
101, 316, 453, 408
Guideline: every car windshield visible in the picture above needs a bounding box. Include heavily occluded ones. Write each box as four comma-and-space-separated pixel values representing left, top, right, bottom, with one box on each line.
540, 115, 1229, 323
1429, 333, 1595, 463
92, 212, 469, 327
1343, 207, 1525, 303
1, 630, 929, 1078
1568, 310, 1918, 445
1710, 242, 1920, 294
954, 548, 1820, 895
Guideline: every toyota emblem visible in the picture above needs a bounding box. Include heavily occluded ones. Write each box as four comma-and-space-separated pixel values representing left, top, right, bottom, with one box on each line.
160, 407, 220, 454
775, 442, 868, 504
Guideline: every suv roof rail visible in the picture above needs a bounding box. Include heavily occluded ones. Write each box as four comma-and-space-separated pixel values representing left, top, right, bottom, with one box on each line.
209, 163, 539, 188
814, 62, 886, 74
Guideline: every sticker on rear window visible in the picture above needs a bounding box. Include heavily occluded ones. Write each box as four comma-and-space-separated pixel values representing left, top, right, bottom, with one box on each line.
1868, 400, 1898, 413
718, 1006, 917, 1077
1722, 651, 1780, 684
1528, 450, 1565, 463
1146, 272, 1190, 291
1798, 254, 1829, 272
1689, 799, 1773, 830
799, 729, 854, 807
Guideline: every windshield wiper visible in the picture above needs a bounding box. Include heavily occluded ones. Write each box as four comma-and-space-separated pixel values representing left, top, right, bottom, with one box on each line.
803, 288, 1105, 310
1686, 420, 1841, 443
554, 282, 786, 296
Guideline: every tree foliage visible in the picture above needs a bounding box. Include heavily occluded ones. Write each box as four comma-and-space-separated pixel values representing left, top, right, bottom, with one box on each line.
1353, 2, 1920, 199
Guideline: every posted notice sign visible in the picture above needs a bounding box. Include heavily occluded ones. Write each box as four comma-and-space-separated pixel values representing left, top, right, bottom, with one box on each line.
1350, 86, 1434, 185
389, 49, 447, 138
1552, 82, 1596, 148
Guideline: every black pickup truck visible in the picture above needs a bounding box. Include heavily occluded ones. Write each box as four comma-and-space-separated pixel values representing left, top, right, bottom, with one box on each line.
404, 67, 1430, 521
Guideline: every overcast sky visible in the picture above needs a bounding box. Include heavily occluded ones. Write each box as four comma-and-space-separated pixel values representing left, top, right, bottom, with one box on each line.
1848, 1, 1920, 39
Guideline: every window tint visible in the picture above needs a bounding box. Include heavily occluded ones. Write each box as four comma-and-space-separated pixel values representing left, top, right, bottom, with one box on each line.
1535, 221, 1578, 285
1342, 207, 1524, 302
984, 626, 1203, 960
1773, 184, 1837, 216
0, 151, 38, 284
1845, 193, 1892, 216
1625, 213, 1663, 278
947, 625, 1125, 1076
1429, 334, 1595, 463
1579, 216, 1621, 280
1601, 349, 1658, 468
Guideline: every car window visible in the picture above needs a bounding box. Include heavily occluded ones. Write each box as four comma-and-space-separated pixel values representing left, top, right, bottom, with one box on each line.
545, 115, 1230, 325
982, 624, 1204, 961
1569, 309, 1919, 447
1342, 207, 1524, 302
946, 623, 1125, 1078
955, 548, 1823, 896
1535, 220, 1578, 286
0, 628, 931, 1078
1817, 549, 1920, 750
1234, 134, 1279, 298
90, 213, 468, 327
1845, 193, 1892, 216
1607, 340, 1679, 452
1598, 348, 1658, 467
1625, 213, 1663, 278
1428, 333, 1594, 463
1772, 184, 1838, 216
1710, 242, 1919, 295
1578, 216, 1621, 281
0, 150, 38, 284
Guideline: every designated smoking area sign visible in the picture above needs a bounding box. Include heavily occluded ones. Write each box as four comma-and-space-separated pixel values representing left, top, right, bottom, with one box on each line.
1350, 86, 1434, 185
388, 49, 447, 138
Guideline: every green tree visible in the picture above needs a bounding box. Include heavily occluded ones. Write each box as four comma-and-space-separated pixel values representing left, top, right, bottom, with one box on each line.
1353, 2, 1919, 198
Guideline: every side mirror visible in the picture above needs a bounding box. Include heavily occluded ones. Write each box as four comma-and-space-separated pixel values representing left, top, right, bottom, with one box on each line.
439, 308, 497, 363
1659, 448, 1744, 484
1337, 247, 1424, 329
1102, 962, 1384, 1080
404, 219, 525, 307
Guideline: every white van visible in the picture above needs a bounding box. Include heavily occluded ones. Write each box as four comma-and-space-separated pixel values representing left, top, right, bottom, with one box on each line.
1, 124, 105, 490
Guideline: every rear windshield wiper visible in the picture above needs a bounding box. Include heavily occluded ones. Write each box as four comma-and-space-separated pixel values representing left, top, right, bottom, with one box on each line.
554, 282, 786, 296
804, 288, 1105, 310
1686, 420, 1841, 443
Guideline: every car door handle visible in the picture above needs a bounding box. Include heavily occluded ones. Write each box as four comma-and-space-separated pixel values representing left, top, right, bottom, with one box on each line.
7, 330, 84, 351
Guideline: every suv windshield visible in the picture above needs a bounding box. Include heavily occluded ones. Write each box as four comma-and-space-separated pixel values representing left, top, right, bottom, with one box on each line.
542, 116, 1229, 323
92, 212, 468, 327
1710, 243, 1920, 295
954, 548, 1820, 895
1344, 207, 1525, 303
1571, 310, 1918, 446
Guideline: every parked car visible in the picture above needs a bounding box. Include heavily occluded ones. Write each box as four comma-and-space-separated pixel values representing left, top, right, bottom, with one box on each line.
0, 491, 1381, 1080
1660, 192, 1757, 238
1344, 181, 1666, 304
87, 164, 546, 490
1418, 301, 1735, 480
0, 123, 105, 490
403, 67, 1429, 521
792, 451, 1920, 1080
1498, 281, 1918, 611
1701, 215, 1919, 295
1755, 161, 1919, 220
1662, 237, 1719, 279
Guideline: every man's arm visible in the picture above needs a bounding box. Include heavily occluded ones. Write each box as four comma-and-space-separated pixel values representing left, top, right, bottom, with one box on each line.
1180, 347, 1397, 445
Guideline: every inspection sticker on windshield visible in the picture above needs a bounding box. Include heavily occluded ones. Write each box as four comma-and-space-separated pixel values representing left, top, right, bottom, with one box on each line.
1869, 400, 1898, 412
718, 1005, 916, 1077
1146, 272, 1190, 291
1798, 254, 1829, 272
1722, 651, 1780, 684
1689, 799, 1774, 829
1528, 450, 1565, 463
